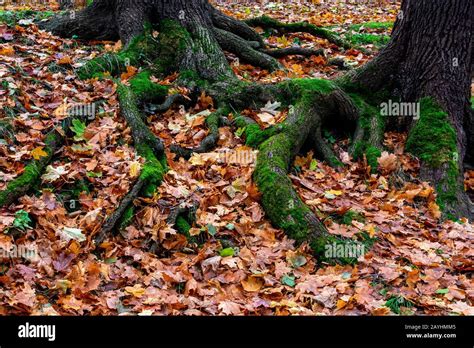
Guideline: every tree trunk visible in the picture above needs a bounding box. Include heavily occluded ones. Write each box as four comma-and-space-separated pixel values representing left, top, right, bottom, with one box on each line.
59, 0, 75, 10
353, 0, 473, 219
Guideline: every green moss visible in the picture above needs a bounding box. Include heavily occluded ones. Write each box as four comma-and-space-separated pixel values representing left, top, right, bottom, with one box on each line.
119, 206, 134, 230
0, 132, 59, 206
0, 162, 42, 206
245, 15, 348, 48
129, 71, 168, 102
345, 33, 390, 47
333, 210, 366, 225
77, 25, 160, 80
311, 232, 375, 265
175, 216, 191, 236
347, 92, 384, 171
349, 22, 394, 31
136, 143, 167, 197
287, 78, 337, 96
405, 98, 462, 214
233, 118, 283, 148
366, 145, 382, 169
254, 132, 323, 246
406, 98, 457, 167
0, 10, 55, 27
153, 20, 191, 76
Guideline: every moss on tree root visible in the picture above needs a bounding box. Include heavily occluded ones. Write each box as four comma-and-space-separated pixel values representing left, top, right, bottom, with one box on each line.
97, 84, 167, 240
77, 19, 191, 82
244, 15, 350, 49
250, 79, 366, 262
0, 120, 75, 208
405, 98, 463, 215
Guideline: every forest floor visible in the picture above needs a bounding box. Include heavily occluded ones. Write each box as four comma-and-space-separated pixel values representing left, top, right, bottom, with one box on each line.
0, 0, 473, 316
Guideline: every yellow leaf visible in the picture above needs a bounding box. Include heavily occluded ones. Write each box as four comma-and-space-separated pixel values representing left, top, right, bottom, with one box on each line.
125, 284, 145, 298
241, 275, 264, 292
428, 201, 441, 219
58, 55, 73, 65
31, 147, 48, 160
326, 189, 343, 196
129, 161, 142, 178
291, 64, 304, 76
336, 299, 347, 310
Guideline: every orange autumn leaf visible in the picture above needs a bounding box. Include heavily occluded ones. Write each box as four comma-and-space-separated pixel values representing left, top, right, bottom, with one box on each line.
120, 65, 138, 80
58, 55, 73, 65
0, 46, 15, 56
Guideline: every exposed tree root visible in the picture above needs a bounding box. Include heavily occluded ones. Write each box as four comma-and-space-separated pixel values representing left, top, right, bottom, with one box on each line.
262, 47, 325, 58
166, 200, 199, 238
245, 15, 351, 49
145, 94, 187, 114
170, 108, 225, 160
0, 116, 85, 208
95, 83, 167, 245
95, 178, 145, 246
40, 1, 119, 42
40, 1, 473, 260
213, 28, 282, 71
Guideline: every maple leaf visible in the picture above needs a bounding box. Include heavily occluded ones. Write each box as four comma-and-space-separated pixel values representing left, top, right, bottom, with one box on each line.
129, 161, 142, 178
120, 65, 138, 80
58, 227, 86, 243
41, 165, 69, 182
377, 151, 398, 174
31, 146, 48, 160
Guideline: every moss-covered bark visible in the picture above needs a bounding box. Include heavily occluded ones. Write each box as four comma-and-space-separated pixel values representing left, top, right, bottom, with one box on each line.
0, 118, 79, 208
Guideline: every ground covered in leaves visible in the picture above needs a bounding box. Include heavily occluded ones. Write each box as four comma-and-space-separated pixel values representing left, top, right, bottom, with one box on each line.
0, 0, 473, 316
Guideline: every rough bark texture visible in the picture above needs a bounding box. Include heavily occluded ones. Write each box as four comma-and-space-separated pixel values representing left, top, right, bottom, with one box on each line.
353, 0, 474, 219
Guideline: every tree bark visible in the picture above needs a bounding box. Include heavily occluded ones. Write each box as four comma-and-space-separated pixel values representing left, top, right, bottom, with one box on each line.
353, 0, 473, 219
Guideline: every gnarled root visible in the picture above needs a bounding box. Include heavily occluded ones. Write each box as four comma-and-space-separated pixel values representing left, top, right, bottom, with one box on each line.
95, 83, 167, 245
249, 80, 363, 259
245, 15, 351, 49
0, 116, 86, 208
170, 108, 225, 160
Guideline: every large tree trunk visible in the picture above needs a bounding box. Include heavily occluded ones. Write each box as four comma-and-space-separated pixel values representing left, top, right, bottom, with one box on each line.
353, 0, 473, 219
41, 0, 273, 82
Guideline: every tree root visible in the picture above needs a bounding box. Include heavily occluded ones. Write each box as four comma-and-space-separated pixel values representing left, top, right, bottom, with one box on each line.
210, 7, 265, 49
95, 178, 145, 246
245, 15, 351, 49
262, 47, 325, 58
0, 117, 85, 208
166, 200, 199, 238
170, 108, 224, 160
247, 80, 365, 259
213, 28, 282, 71
145, 94, 187, 114
95, 83, 167, 245
40, 1, 119, 42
